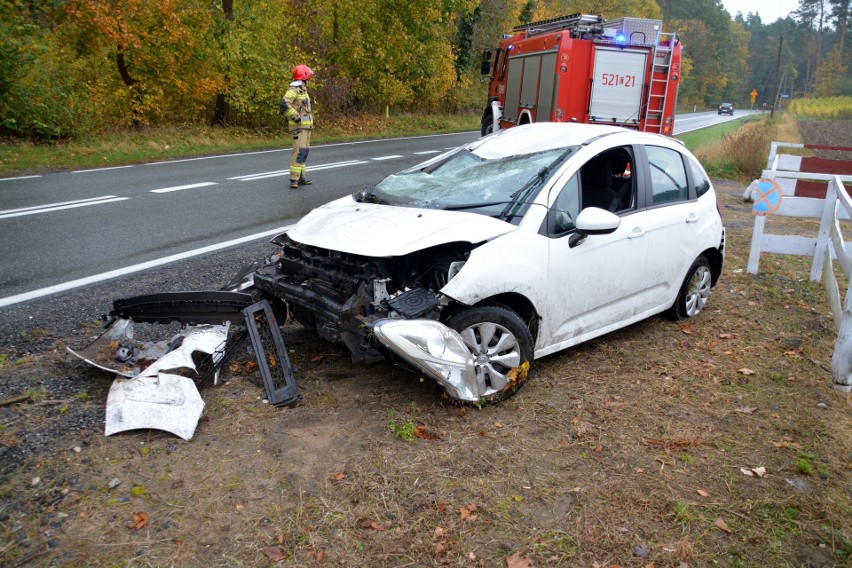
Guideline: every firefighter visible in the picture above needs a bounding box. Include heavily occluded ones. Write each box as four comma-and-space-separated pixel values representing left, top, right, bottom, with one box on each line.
280, 64, 314, 189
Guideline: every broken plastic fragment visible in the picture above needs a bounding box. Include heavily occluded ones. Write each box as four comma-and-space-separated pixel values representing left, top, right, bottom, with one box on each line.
105, 373, 205, 440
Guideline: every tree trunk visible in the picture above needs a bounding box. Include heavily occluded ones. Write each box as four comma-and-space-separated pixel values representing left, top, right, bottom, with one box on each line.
213, 0, 234, 127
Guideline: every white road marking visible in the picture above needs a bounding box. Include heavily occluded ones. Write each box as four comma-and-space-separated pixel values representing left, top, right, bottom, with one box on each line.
0, 175, 41, 182
372, 155, 404, 161
230, 160, 368, 181
413, 150, 442, 155
0, 196, 129, 219
0, 225, 293, 308
150, 181, 219, 194
72, 165, 134, 173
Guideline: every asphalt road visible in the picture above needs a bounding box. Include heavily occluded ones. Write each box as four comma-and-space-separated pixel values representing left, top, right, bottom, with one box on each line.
0, 111, 750, 310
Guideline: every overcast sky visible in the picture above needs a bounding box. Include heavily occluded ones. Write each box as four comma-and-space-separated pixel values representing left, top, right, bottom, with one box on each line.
720, 0, 799, 23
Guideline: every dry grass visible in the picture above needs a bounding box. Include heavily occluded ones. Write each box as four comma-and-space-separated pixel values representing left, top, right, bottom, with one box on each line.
1, 152, 851, 566
694, 114, 805, 178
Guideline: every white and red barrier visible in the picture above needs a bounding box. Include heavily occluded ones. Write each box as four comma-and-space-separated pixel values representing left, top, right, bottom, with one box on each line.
745, 141, 852, 391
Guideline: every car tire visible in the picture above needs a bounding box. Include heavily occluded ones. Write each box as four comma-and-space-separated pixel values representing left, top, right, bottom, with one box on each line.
445, 304, 534, 403
666, 255, 712, 320
481, 114, 494, 137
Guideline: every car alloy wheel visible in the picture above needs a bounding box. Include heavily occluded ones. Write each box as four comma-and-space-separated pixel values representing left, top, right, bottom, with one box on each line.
669, 255, 712, 320
445, 305, 534, 402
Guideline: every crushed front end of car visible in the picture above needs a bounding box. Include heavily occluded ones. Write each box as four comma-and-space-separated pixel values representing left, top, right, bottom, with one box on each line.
249, 231, 475, 365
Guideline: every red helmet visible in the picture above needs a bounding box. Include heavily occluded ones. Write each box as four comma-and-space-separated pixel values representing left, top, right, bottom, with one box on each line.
293, 65, 313, 81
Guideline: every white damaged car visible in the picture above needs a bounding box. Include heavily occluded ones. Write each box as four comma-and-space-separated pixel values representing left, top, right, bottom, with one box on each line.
239, 123, 726, 403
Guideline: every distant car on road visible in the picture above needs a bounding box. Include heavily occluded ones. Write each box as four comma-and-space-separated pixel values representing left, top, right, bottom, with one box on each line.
718, 103, 734, 115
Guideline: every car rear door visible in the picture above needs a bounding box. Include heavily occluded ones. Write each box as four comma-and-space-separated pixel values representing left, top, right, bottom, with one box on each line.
635, 145, 708, 309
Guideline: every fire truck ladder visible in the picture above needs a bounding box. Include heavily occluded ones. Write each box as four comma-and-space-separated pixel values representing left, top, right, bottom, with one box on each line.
513, 13, 604, 37
642, 31, 677, 134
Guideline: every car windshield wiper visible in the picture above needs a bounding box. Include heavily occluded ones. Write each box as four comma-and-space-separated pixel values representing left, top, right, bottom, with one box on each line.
500, 147, 575, 221
442, 200, 511, 211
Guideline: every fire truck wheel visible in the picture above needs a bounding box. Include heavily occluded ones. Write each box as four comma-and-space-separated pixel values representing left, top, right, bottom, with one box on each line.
481, 113, 494, 137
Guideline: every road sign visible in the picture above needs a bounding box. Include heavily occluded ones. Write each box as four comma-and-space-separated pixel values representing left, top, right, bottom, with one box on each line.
750, 89, 758, 104
752, 178, 782, 216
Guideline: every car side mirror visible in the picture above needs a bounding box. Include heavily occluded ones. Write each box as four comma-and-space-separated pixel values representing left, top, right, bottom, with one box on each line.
569, 207, 621, 248
481, 50, 493, 75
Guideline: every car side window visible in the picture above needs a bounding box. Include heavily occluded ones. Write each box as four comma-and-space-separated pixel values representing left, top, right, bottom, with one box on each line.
647, 146, 688, 205
686, 156, 711, 197
553, 172, 580, 232
578, 147, 636, 213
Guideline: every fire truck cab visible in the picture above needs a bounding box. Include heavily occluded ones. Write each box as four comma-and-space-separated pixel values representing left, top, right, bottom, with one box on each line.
481, 14, 682, 137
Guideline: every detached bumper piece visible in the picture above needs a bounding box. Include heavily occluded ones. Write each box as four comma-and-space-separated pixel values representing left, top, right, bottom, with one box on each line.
243, 300, 298, 406
67, 292, 299, 440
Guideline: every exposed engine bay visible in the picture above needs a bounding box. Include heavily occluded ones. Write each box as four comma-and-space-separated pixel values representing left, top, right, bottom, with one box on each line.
246, 233, 475, 363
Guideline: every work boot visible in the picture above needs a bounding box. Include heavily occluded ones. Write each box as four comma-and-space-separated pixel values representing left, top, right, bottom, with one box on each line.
298, 177, 313, 186
289, 179, 299, 189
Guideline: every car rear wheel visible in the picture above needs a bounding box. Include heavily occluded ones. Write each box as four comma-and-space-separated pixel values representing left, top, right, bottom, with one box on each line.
667, 255, 712, 320
445, 305, 534, 403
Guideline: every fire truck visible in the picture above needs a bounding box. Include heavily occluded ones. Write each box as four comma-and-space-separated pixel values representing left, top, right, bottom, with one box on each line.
480, 13, 683, 136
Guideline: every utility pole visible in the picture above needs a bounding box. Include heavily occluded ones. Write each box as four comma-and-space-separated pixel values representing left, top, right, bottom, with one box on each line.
770, 34, 784, 118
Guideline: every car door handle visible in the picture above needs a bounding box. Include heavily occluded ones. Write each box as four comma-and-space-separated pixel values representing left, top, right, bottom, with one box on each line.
686, 213, 699, 224
627, 228, 646, 239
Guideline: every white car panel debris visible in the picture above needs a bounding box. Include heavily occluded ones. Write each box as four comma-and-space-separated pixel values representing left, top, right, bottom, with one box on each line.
104, 373, 205, 441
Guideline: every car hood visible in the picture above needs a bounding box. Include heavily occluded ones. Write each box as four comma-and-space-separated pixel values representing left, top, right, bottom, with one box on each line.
286, 196, 516, 257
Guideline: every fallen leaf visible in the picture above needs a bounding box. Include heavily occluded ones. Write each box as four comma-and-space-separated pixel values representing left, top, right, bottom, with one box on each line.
719, 333, 737, 339
310, 355, 325, 363
358, 515, 386, 530
316, 550, 326, 562
681, 327, 694, 335
459, 503, 478, 522
434, 542, 448, 554
738, 368, 755, 375
696, 489, 710, 497
413, 425, 440, 440
174, 538, 185, 549
436, 502, 447, 513
506, 552, 532, 568
263, 545, 286, 562
469, 551, 477, 561
506, 361, 530, 382
126, 511, 147, 530
328, 472, 346, 481
714, 517, 733, 534
735, 406, 758, 414
740, 466, 767, 478
770, 440, 803, 449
